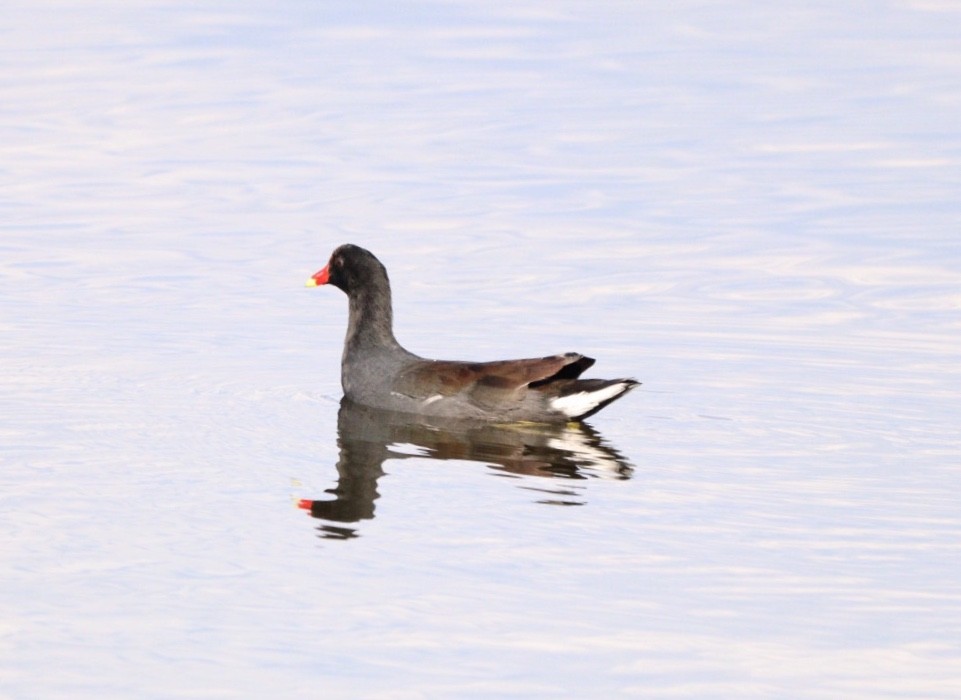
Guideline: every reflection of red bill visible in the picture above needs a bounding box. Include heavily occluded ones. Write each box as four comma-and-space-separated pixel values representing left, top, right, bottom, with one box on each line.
297, 499, 313, 510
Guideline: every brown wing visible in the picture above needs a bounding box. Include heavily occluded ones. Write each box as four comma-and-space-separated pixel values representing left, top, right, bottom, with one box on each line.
394, 352, 595, 408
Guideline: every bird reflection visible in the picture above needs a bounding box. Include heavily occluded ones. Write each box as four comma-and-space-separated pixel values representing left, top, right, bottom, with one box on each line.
299, 398, 635, 539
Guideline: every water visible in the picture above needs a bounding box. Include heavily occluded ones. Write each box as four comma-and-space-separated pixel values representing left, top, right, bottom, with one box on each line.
2, 1, 960, 697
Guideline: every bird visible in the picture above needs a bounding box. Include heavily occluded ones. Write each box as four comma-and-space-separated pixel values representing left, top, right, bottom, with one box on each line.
306, 244, 638, 423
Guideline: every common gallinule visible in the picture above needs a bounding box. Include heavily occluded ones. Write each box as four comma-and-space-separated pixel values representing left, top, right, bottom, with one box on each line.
307, 244, 638, 422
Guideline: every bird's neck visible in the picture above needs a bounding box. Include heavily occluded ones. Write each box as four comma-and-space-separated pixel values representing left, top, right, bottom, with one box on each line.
344, 279, 402, 352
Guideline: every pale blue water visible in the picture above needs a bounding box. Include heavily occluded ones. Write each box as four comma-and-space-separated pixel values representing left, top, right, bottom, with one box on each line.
2, 1, 960, 698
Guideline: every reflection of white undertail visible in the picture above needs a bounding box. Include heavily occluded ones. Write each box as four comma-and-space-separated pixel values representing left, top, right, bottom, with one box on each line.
550, 381, 634, 420
547, 426, 632, 478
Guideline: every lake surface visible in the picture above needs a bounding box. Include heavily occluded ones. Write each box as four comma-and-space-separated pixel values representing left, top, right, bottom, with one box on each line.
2, 1, 960, 697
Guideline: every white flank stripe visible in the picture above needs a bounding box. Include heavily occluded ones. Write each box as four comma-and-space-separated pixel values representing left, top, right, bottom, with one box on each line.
550, 383, 627, 418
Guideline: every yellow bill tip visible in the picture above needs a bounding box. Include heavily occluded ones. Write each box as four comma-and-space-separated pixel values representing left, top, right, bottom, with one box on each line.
305, 278, 318, 287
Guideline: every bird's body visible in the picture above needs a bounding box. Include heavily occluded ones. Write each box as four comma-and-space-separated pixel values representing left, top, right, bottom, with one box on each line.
307, 244, 638, 423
